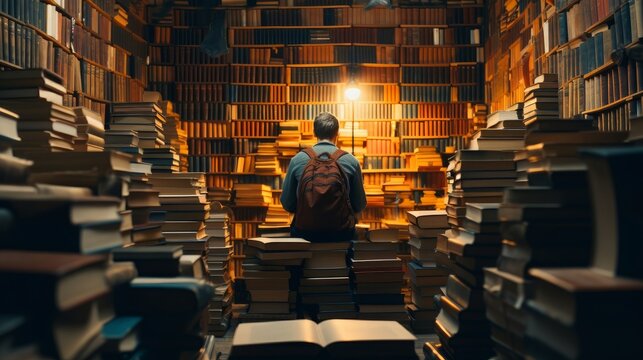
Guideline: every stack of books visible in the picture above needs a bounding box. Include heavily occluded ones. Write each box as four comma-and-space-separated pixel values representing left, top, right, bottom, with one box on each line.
104, 129, 143, 162
262, 203, 291, 228
410, 145, 443, 170
0, 106, 32, 185
523, 146, 643, 359
0, 250, 137, 359
406, 210, 449, 333
240, 237, 311, 323
364, 184, 385, 206
338, 124, 367, 163
143, 146, 180, 173
351, 229, 408, 327
205, 203, 233, 336
126, 170, 163, 246
382, 175, 414, 208
110, 102, 166, 149
0, 69, 77, 154
72, 107, 105, 152
446, 150, 516, 228
436, 203, 503, 358
300, 242, 355, 321
234, 183, 272, 206
276, 121, 301, 156
522, 74, 559, 124
428, 149, 518, 359
149, 173, 210, 253
482, 121, 627, 359
114, 276, 214, 358
254, 143, 281, 175
161, 101, 189, 171
469, 110, 525, 151
208, 186, 232, 204
143, 91, 188, 172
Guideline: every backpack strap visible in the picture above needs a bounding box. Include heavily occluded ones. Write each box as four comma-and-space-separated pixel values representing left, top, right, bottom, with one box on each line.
302, 147, 317, 160
329, 149, 348, 161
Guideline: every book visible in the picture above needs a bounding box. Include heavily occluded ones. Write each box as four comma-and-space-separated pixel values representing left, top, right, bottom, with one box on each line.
407, 210, 448, 229
229, 319, 417, 359
0, 250, 110, 312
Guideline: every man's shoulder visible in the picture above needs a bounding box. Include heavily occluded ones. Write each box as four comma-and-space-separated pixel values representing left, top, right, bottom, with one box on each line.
337, 151, 360, 166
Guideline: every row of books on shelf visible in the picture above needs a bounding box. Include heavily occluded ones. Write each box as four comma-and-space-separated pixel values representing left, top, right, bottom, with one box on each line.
202, 43, 481, 65
227, 26, 481, 46
149, 45, 228, 65
584, 59, 643, 111
222, 5, 481, 28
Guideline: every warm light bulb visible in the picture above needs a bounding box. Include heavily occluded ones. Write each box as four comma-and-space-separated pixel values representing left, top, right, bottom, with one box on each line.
344, 86, 361, 101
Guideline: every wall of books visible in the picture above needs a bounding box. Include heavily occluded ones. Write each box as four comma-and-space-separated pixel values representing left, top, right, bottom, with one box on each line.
146, 0, 486, 240
0, 0, 149, 118
485, 0, 643, 130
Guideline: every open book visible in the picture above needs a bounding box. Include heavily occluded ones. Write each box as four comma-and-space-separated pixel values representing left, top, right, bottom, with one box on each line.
229, 319, 417, 359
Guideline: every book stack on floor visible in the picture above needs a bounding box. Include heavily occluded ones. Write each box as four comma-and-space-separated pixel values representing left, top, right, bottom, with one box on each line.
469, 110, 525, 151
406, 210, 449, 334
351, 229, 408, 327
523, 146, 643, 359
0, 106, 32, 185
110, 102, 178, 173
145, 91, 189, 172
229, 319, 418, 360
276, 120, 301, 156
114, 273, 214, 358
434, 202, 504, 359
254, 143, 281, 175
482, 120, 627, 359
0, 179, 141, 359
234, 183, 272, 206
205, 202, 233, 336
427, 150, 518, 359
148, 173, 210, 254
299, 242, 355, 321
0, 69, 77, 154
240, 237, 311, 323
261, 203, 292, 232
522, 74, 559, 125
0, 250, 138, 360
73, 107, 105, 152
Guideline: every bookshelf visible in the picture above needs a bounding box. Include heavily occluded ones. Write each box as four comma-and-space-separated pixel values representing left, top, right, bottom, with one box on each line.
0, 0, 148, 118
145, 1, 484, 254
485, 0, 643, 130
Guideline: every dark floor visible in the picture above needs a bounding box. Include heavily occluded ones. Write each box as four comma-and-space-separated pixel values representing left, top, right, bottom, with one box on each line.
212, 324, 437, 359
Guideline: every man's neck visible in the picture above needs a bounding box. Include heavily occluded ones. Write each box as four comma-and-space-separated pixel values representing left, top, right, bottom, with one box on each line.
316, 138, 336, 145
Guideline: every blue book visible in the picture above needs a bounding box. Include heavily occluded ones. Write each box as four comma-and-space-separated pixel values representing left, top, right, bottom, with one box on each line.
622, 2, 633, 45
102, 316, 142, 354
558, 13, 569, 44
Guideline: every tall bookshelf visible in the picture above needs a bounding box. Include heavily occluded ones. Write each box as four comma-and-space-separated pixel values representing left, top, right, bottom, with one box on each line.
485, 0, 643, 130
0, 0, 148, 118
145, 0, 486, 245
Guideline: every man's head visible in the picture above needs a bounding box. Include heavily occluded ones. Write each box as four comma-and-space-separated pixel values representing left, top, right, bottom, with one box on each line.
313, 112, 339, 143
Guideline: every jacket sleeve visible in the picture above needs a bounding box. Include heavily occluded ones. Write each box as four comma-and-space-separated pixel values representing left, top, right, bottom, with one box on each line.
280, 154, 302, 213
349, 160, 367, 214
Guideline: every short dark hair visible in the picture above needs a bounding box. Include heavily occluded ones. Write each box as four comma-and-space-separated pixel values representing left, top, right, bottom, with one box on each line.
313, 112, 339, 139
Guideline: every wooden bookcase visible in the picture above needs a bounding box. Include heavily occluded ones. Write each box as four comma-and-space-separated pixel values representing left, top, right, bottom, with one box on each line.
485, 0, 643, 130
145, 1, 485, 264
0, 0, 148, 118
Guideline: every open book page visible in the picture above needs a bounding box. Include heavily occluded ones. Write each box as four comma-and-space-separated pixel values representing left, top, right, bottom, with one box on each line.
318, 319, 416, 347
232, 319, 321, 347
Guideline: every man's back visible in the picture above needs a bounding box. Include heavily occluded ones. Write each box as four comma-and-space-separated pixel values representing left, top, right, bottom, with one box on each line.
281, 141, 367, 242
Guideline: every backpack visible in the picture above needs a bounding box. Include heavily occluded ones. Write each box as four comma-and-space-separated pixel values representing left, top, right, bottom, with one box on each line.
294, 148, 355, 232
